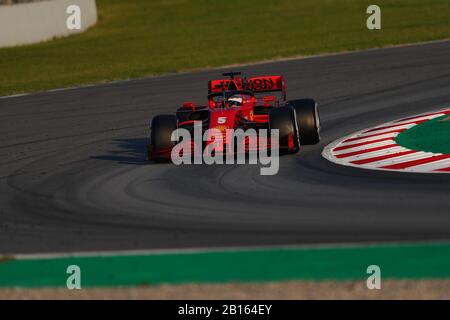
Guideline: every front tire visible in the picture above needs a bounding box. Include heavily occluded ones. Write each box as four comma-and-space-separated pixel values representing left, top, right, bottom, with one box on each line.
268, 106, 300, 154
287, 99, 320, 145
148, 114, 178, 161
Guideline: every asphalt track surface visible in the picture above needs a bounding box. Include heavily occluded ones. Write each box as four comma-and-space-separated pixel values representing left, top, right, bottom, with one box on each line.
1, 41, 450, 254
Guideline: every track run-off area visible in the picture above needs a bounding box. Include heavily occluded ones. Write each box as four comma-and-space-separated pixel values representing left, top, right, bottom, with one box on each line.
0, 41, 450, 256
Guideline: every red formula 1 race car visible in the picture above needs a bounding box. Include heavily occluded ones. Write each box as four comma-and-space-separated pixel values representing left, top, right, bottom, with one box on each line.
147, 72, 320, 161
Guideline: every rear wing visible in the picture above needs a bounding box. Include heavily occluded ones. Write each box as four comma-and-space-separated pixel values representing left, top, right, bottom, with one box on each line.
247, 76, 285, 94
208, 75, 286, 100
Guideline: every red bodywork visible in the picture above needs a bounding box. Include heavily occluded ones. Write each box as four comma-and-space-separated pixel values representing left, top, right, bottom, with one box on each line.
149, 74, 289, 160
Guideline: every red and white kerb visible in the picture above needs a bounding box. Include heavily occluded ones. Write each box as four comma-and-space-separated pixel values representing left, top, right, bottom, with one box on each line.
322, 109, 450, 173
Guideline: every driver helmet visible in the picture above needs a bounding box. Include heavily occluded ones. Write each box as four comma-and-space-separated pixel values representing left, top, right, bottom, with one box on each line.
227, 94, 243, 107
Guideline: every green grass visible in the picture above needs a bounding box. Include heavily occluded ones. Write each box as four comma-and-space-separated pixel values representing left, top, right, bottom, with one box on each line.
1, 0, 450, 96
2, 242, 450, 287
396, 114, 450, 154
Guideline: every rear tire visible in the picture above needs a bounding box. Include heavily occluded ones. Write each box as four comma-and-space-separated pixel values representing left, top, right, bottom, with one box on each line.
148, 114, 178, 161
287, 99, 320, 145
268, 106, 300, 154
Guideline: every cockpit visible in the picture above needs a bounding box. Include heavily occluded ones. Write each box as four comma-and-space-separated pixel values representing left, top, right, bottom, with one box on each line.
208, 90, 255, 109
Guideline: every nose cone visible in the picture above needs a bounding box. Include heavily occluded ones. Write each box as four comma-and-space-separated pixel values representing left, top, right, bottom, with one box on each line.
206, 109, 239, 152
209, 108, 239, 129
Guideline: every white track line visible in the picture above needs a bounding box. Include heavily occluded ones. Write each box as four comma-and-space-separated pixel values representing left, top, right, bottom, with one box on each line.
405, 157, 450, 172
340, 132, 399, 145
346, 147, 410, 161
361, 152, 436, 168
6, 240, 450, 260
332, 140, 396, 155
393, 113, 445, 125
359, 123, 417, 136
